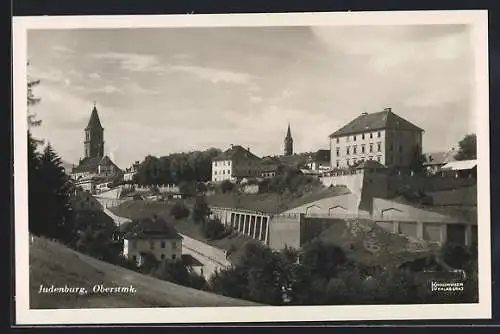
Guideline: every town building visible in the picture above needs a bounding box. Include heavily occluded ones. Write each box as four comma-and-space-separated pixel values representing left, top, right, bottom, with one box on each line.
121, 215, 183, 266
211, 145, 262, 182
284, 124, 294, 156
71, 104, 123, 192
423, 150, 456, 175
123, 161, 140, 182
329, 107, 424, 170
306, 149, 331, 171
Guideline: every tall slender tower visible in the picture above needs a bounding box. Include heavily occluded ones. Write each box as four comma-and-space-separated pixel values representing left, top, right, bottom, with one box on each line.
84, 103, 104, 159
284, 123, 293, 156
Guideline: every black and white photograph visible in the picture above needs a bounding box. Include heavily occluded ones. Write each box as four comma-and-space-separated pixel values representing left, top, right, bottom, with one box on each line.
13, 11, 491, 324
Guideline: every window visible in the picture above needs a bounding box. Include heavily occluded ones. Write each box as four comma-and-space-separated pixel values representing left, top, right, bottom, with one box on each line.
222, 170, 225, 175
362, 134, 365, 140
370, 132, 373, 139
161, 241, 166, 248
336, 148, 340, 157
161, 254, 165, 260
133, 255, 137, 262
172, 254, 177, 260
353, 145, 357, 154
369, 156, 373, 160
377, 156, 381, 162
172, 241, 178, 249
346, 147, 350, 155
353, 135, 357, 141
346, 136, 350, 142
336, 160, 339, 167
377, 142, 381, 152
149, 241, 155, 250
336, 137, 339, 144
214, 171, 217, 175
228, 170, 231, 175
378, 131, 381, 138
228, 161, 231, 166
361, 145, 365, 154
369, 144, 373, 153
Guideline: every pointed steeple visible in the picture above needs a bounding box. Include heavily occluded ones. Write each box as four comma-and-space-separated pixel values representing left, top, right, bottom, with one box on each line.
284, 123, 293, 156
86, 103, 103, 130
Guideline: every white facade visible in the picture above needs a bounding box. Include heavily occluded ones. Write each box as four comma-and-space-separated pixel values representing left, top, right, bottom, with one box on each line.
123, 237, 182, 266
330, 130, 386, 169
212, 159, 234, 182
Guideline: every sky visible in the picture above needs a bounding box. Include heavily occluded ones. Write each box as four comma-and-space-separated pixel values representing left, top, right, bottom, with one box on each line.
27, 24, 475, 169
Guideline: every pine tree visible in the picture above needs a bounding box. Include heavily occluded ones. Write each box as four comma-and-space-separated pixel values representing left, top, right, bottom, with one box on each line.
30, 144, 75, 243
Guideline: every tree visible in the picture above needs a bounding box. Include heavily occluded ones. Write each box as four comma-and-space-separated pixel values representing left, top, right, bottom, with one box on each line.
454, 134, 477, 160
192, 195, 210, 223
201, 217, 226, 239
29, 144, 75, 242
300, 240, 347, 279
170, 201, 190, 220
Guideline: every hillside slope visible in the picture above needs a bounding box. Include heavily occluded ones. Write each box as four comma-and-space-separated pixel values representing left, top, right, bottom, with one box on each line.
30, 236, 261, 309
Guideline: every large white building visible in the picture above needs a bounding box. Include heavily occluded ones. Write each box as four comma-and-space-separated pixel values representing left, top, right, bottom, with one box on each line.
328, 107, 424, 170
121, 216, 183, 267
211, 145, 262, 182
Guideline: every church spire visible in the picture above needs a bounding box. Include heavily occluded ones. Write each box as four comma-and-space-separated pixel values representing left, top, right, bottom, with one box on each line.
84, 103, 104, 159
284, 123, 293, 156
86, 102, 103, 130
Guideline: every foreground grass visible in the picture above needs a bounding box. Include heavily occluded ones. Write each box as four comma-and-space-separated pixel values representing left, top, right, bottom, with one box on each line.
29, 236, 262, 309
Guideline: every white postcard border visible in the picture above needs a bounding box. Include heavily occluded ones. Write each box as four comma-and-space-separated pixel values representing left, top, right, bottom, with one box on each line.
13, 10, 491, 325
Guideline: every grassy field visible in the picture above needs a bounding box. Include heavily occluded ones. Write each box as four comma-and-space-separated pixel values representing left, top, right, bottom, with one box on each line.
205, 186, 350, 213
29, 236, 261, 309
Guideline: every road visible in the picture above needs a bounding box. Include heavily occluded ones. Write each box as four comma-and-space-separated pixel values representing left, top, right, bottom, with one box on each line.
95, 197, 230, 280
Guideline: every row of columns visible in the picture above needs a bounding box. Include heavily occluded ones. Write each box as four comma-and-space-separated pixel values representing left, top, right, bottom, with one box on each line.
230, 212, 269, 245
210, 209, 270, 245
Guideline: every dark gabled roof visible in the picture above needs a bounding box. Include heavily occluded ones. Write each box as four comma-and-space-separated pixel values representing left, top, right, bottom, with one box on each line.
329, 109, 424, 138
354, 160, 386, 169
86, 106, 103, 130
72, 155, 122, 174
213, 145, 261, 162
72, 156, 102, 173
121, 216, 183, 240
277, 154, 307, 167
424, 151, 456, 166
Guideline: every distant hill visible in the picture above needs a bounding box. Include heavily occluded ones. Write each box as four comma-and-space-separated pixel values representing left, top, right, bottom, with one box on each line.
29, 236, 261, 309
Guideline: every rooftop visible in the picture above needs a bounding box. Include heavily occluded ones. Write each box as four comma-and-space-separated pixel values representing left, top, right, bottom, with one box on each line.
213, 145, 261, 162
120, 216, 183, 240
329, 108, 424, 138
441, 159, 477, 171
72, 155, 122, 174
424, 151, 456, 166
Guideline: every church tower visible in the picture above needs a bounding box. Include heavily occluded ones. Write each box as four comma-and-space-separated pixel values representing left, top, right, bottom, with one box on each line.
284, 123, 293, 156
84, 103, 104, 159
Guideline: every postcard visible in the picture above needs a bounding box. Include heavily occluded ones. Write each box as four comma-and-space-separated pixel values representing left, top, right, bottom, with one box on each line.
13, 10, 491, 325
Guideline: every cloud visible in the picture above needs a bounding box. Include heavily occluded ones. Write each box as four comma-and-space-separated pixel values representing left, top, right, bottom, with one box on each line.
90, 52, 164, 72
125, 81, 160, 95
88, 73, 101, 80
51, 45, 76, 54
167, 65, 253, 84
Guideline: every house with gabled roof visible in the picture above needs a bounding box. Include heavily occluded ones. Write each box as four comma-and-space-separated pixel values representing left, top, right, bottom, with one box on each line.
120, 215, 183, 266
329, 107, 424, 169
211, 144, 262, 182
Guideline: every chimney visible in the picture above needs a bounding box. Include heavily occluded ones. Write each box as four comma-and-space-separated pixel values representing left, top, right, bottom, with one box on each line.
247, 147, 250, 152
361, 112, 368, 116
384, 107, 391, 112
230, 144, 233, 149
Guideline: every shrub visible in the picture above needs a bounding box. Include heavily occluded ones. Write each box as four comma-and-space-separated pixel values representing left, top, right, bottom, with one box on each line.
220, 180, 235, 194
170, 202, 190, 220
192, 195, 210, 223
201, 217, 226, 240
